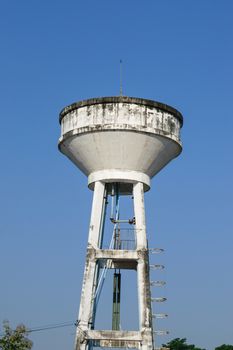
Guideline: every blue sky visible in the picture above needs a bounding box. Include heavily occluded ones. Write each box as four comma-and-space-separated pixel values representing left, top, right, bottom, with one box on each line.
0, 1, 233, 349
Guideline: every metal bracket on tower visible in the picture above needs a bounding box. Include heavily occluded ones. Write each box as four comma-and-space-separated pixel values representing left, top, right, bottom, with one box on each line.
150, 281, 166, 287
149, 248, 165, 254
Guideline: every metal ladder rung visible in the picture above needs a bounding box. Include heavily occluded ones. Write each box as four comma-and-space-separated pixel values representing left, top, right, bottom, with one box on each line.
151, 297, 167, 302
153, 330, 169, 336
150, 264, 165, 270
149, 248, 164, 254
152, 313, 168, 319
150, 281, 166, 287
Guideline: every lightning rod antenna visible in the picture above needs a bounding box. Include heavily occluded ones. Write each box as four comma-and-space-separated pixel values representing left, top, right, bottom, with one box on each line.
120, 59, 123, 96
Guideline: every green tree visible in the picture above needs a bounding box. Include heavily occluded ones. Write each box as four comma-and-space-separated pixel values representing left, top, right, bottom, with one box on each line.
0, 321, 33, 350
215, 346, 233, 350
162, 338, 205, 350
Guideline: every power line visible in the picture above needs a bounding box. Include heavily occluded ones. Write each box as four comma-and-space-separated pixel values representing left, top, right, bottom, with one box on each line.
28, 321, 75, 333
0, 321, 76, 337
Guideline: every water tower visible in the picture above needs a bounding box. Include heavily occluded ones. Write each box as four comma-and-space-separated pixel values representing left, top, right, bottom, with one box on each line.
58, 96, 183, 350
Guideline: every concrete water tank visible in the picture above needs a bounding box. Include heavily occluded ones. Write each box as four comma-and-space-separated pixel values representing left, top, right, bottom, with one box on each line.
59, 96, 183, 191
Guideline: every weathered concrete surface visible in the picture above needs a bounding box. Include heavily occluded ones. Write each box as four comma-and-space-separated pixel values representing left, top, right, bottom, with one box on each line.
58, 96, 183, 191
95, 249, 138, 260
58, 97, 183, 350
79, 330, 153, 349
88, 330, 142, 348
74, 182, 154, 350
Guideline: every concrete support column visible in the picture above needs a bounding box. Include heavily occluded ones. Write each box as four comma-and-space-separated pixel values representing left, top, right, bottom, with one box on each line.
133, 182, 147, 249
75, 181, 105, 350
133, 182, 148, 331
133, 183, 153, 350
87, 181, 106, 248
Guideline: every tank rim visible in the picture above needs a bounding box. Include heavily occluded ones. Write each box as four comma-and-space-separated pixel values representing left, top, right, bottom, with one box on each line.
59, 96, 183, 126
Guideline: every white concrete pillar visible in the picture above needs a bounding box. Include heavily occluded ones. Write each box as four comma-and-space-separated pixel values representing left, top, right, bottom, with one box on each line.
87, 181, 105, 248
141, 340, 153, 350
133, 182, 147, 249
74, 181, 105, 350
133, 182, 149, 331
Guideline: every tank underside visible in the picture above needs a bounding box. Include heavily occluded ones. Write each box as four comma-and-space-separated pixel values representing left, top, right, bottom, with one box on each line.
59, 130, 181, 191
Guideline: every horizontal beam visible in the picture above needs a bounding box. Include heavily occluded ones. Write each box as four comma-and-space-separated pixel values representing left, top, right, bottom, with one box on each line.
87, 330, 142, 341
95, 249, 138, 260
96, 250, 138, 270
94, 339, 140, 348
98, 260, 137, 270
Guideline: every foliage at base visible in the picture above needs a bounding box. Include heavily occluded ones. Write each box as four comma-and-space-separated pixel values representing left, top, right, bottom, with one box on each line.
0, 321, 33, 350
162, 338, 206, 350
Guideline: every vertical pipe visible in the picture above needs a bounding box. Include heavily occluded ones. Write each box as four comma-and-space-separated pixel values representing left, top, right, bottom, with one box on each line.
112, 272, 121, 330
112, 184, 121, 330
91, 187, 108, 327
98, 187, 108, 249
